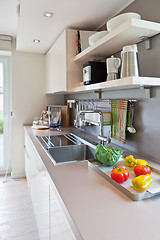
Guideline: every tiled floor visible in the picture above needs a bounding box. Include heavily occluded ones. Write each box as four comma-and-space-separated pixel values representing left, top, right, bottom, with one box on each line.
0, 176, 39, 240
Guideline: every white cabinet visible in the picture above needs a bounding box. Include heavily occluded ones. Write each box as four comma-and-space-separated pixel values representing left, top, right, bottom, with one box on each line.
25, 133, 50, 240
45, 29, 83, 94
45, 31, 66, 93
50, 185, 75, 240
24, 132, 75, 240
24, 133, 39, 189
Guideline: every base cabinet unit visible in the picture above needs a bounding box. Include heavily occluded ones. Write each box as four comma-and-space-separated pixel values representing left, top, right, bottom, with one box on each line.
49, 185, 75, 240
44, 29, 83, 94
24, 132, 75, 240
31, 169, 50, 240
25, 133, 50, 240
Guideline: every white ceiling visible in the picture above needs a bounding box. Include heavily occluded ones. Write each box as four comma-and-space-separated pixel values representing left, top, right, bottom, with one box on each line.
0, 0, 18, 37
0, 0, 134, 54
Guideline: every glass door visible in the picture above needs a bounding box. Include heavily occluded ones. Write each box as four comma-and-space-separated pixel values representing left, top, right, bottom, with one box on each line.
0, 53, 11, 174
0, 63, 4, 169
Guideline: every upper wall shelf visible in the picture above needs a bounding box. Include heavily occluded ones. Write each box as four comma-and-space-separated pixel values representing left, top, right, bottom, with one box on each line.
67, 76, 160, 94
73, 19, 160, 62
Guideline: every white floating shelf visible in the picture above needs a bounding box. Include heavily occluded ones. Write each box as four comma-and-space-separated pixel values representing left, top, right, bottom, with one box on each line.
73, 19, 160, 62
67, 76, 160, 94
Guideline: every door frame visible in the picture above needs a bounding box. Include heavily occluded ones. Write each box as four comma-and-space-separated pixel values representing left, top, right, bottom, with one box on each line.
0, 51, 12, 174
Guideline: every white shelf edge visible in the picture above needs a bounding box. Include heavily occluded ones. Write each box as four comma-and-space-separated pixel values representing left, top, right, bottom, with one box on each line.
73, 19, 160, 62
67, 76, 160, 94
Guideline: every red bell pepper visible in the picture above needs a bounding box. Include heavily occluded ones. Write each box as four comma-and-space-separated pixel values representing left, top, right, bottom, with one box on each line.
111, 167, 129, 183
134, 164, 151, 176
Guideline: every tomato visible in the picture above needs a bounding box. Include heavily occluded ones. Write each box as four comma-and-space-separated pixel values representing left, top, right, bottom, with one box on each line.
134, 164, 151, 176
111, 167, 129, 183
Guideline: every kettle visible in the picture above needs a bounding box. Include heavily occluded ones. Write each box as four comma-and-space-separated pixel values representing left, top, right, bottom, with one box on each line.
106, 55, 121, 81
121, 44, 139, 78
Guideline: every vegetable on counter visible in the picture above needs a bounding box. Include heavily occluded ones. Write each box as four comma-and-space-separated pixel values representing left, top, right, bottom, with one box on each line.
111, 167, 129, 183
125, 155, 137, 168
125, 155, 148, 168
134, 165, 151, 176
95, 144, 124, 166
132, 174, 153, 191
136, 159, 148, 166
113, 164, 126, 169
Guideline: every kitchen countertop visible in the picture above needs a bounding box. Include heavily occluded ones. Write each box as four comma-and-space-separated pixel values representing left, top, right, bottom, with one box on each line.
24, 125, 160, 240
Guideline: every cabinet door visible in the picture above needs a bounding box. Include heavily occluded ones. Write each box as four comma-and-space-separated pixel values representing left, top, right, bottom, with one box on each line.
45, 31, 67, 94
25, 133, 50, 240
31, 165, 50, 240
50, 185, 75, 240
66, 29, 83, 91
24, 133, 39, 190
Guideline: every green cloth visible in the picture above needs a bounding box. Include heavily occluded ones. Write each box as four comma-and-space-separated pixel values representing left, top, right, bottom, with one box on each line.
111, 99, 128, 144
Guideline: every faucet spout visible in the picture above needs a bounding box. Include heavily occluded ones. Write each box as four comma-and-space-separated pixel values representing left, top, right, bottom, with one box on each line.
75, 109, 110, 145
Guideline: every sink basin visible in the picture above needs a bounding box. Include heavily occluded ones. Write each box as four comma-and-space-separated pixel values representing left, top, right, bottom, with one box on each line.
48, 144, 95, 164
36, 133, 97, 164
36, 134, 82, 149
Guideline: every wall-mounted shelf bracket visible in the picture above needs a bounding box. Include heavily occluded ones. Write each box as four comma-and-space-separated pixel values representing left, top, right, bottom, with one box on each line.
140, 85, 144, 90
94, 89, 102, 99
140, 36, 151, 50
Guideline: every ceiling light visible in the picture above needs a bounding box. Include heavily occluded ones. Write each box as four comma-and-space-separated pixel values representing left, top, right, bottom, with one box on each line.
33, 39, 40, 43
44, 12, 54, 18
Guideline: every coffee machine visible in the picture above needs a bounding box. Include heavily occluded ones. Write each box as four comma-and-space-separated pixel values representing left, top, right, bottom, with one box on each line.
106, 55, 121, 81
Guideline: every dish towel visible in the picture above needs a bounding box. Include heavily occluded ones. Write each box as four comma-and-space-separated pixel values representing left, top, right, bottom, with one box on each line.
111, 99, 128, 144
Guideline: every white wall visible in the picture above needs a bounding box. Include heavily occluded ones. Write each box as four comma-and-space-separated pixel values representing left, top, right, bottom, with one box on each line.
11, 40, 64, 178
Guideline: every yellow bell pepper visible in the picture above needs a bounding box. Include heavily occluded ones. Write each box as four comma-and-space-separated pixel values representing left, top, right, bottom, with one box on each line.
125, 155, 137, 168
136, 159, 148, 166
132, 174, 153, 191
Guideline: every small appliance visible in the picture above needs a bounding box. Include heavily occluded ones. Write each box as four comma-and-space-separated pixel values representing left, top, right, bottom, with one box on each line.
121, 44, 139, 78
83, 61, 107, 85
106, 55, 121, 81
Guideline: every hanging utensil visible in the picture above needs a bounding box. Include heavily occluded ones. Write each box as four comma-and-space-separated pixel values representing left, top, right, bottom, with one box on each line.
107, 130, 111, 144
127, 102, 136, 134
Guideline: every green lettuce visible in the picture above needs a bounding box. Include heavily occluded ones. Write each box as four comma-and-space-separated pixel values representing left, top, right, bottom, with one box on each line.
95, 144, 124, 166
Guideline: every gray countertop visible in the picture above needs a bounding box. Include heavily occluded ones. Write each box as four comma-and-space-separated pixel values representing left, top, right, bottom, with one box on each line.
24, 125, 160, 240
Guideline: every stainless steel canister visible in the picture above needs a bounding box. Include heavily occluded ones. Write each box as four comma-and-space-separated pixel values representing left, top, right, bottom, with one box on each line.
120, 44, 139, 78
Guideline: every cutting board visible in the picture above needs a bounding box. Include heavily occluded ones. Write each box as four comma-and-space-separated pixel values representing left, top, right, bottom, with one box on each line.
31, 125, 49, 130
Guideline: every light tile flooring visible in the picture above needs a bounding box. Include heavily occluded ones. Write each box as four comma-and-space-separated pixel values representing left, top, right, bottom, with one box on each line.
0, 176, 39, 240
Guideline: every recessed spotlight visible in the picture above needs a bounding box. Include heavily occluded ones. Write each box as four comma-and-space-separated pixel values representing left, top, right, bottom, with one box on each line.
44, 12, 54, 18
33, 39, 40, 43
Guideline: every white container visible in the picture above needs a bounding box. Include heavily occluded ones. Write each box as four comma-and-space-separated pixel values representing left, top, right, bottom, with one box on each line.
106, 12, 141, 31
88, 31, 108, 46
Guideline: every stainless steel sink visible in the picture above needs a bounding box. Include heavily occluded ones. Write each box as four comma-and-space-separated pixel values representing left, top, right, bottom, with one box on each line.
36, 133, 96, 164
48, 144, 95, 164
36, 133, 82, 149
